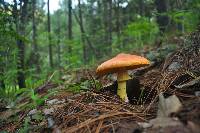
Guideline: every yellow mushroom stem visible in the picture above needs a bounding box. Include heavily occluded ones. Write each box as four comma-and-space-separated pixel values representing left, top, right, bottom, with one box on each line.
117, 71, 131, 101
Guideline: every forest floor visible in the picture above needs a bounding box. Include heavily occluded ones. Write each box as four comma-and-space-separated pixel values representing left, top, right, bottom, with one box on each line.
1, 32, 200, 133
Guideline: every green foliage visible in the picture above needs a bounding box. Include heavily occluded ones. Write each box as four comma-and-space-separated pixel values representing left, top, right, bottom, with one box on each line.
66, 78, 102, 93
0, 78, 55, 109
18, 112, 44, 132
29, 89, 45, 108
67, 80, 90, 93
18, 117, 31, 133
169, 10, 199, 32
123, 17, 159, 50
62, 39, 83, 67
0, 86, 27, 108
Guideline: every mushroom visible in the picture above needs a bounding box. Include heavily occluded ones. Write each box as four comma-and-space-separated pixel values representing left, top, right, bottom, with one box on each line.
96, 53, 150, 102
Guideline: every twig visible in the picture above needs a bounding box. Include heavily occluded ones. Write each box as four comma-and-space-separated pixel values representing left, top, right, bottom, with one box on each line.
86, 124, 92, 133
47, 71, 57, 83
95, 119, 104, 133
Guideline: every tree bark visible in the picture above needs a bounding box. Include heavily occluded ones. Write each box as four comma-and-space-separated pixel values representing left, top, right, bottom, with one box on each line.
77, 0, 88, 63
0, 67, 5, 89
47, 0, 53, 68
108, 0, 112, 53
73, 0, 97, 63
16, 39, 26, 88
13, 0, 27, 88
32, 0, 40, 72
114, 0, 121, 48
56, 11, 61, 74
139, 0, 145, 16
103, 0, 112, 55
155, 0, 169, 34
68, 0, 72, 53
0, 45, 5, 89
175, 0, 184, 33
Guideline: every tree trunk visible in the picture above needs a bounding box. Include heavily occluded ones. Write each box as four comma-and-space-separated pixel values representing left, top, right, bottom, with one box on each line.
78, 0, 88, 63
103, 0, 112, 55
0, 67, 5, 89
155, 0, 169, 34
74, 0, 97, 63
83, 43, 87, 63
68, 0, 72, 53
13, 0, 27, 88
114, 0, 121, 48
175, 1, 184, 33
139, 0, 145, 16
56, 11, 61, 76
32, 0, 40, 73
57, 42, 61, 71
108, 0, 112, 53
47, 0, 53, 68
0, 47, 5, 89
16, 39, 26, 88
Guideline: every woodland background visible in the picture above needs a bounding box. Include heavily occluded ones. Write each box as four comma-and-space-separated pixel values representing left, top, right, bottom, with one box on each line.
0, 0, 200, 89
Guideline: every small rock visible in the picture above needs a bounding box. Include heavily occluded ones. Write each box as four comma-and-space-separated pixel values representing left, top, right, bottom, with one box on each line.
149, 117, 182, 128
115, 120, 141, 133
43, 108, 54, 115
194, 91, 200, 96
46, 99, 65, 105
137, 122, 152, 128
47, 117, 55, 128
168, 62, 181, 71
28, 109, 37, 116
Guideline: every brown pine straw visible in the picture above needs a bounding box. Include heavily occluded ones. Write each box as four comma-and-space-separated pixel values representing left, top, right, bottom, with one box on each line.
95, 120, 104, 133
62, 112, 141, 133
51, 91, 150, 133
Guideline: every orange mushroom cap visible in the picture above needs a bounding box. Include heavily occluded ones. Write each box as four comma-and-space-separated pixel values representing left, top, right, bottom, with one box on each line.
96, 53, 150, 76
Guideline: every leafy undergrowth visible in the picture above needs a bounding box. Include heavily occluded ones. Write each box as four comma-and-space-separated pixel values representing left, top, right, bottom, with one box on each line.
1, 30, 200, 133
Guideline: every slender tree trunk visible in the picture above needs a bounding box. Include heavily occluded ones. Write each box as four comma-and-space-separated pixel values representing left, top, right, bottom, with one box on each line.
32, 0, 40, 73
108, 0, 112, 53
68, 0, 72, 53
13, 0, 27, 88
139, 0, 145, 16
155, 0, 169, 34
16, 39, 26, 88
83, 43, 87, 63
175, 1, 184, 33
103, 0, 112, 55
96, 1, 103, 57
74, 0, 97, 63
0, 46, 5, 89
57, 43, 61, 69
103, 0, 108, 54
47, 0, 53, 68
77, 0, 88, 63
114, 0, 121, 48
0, 67, 5, 89
56, 12, 61, 75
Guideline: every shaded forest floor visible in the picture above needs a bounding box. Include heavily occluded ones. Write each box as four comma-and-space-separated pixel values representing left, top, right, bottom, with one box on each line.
1, 30, 200, 133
